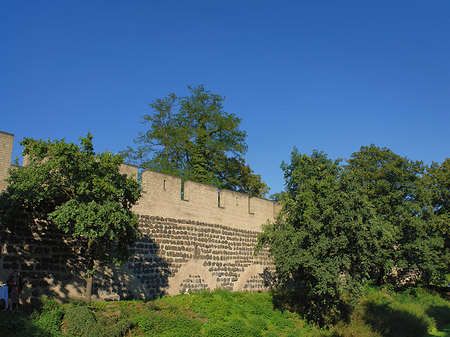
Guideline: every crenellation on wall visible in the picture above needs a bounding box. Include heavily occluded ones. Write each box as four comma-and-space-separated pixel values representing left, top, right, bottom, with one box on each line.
248, 197, 255, 214
183, 179, 218, 207
119, 163, 138, 177
130, 169, 277, 232
133, 170, 183, 219
219, 189, 246, 213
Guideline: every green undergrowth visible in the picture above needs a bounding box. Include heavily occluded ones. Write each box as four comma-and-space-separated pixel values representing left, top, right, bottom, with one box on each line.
90, 289, 319, 336
331, 287, 450, 337
1, 287, 450, 336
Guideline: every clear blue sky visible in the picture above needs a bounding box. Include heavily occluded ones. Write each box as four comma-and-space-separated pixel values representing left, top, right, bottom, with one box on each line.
2, 1, 450, 195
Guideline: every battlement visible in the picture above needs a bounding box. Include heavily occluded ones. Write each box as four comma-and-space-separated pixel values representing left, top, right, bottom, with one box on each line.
1, 132, 278, 232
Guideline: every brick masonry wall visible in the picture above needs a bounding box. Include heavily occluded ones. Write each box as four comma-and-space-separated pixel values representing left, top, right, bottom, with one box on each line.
0, 219, 88, 301
0, 132, 277, 301
1, 214, 274, 300
133, 169, 280, 232
95, 215, 274, 300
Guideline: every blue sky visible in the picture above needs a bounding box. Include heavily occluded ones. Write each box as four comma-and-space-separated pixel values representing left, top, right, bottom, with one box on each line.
2, 1, 450, 195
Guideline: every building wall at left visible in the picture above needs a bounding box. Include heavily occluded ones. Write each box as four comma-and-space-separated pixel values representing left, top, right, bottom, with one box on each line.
0, 131, 14, 192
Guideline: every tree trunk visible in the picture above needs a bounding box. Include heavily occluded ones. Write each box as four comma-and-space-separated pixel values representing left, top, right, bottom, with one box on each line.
376, 266, 385, 286
85, 274, 93, 303
85, 239, 94, 303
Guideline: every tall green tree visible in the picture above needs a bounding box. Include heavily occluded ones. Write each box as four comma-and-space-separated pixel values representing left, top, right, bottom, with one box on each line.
346, 145, 446, 285
0, 134, 141, 301
422, 158, 450, 276
122, 85, 269, 197
257, 148, 381, 324
424, 158, 450, 225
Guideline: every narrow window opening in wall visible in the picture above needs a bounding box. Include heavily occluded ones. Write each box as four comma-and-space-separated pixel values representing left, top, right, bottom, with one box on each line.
194, 245, 201, 259
163, 180, 166, 190
181, 181, 184, 200
248, 198, 254, 214
235, 196, 238, 206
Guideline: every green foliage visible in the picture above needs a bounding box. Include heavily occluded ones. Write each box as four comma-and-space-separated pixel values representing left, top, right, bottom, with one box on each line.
155, 289, 312, 336
422, 158, 450, 219
0, 311, 30, 337
131, 312, 154, 332
64, 301, 133, 337
0, 298, 64, 337
257, 148, 381, 325
68, 297, 90, 307
122, 85, 269, 197
248, 315, 268, 331
262, 144, 449, 325
423, 158, 450, 276
347, 145, 448, 286
362, 300, 432, 336
32, 299, 65, 337
107, 318, 133, 337
329, 287, 450, 337
64, 305, 97, 336
260, 144, 450, 324
3, 289, 450, 336
156, 316, 203, 336
0, 134, 141, 296
205, 318, 261, 337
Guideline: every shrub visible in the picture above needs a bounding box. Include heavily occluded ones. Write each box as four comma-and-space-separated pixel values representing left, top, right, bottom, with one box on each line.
205, 318, 261, 337
159, 316, 202, 336
0, 298, 65, 337
64, 305, 97, 337
103, 318, 133, 337
0, 311, 29, 337
131, 313, 154, 333
362, 300, 432, 337
248, 315, 268, 332
31, 298, 65, 337
426, 304, 450, 328
68, 298, 89, 307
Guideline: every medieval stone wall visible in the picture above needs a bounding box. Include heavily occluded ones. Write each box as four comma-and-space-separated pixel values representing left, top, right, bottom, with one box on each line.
131, 169, 279, 232
97, 215, 274, 300
1, 219, 87, 301
0, 132, 14, 192
0, 132, 277, 301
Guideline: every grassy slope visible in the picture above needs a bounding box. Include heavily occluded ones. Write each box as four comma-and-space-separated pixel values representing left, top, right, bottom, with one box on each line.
90, 289, 320, 336
1, 287, 450, 336
333, 287, 450, 337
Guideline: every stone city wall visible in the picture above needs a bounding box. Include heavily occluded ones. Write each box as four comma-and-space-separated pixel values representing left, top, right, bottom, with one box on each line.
0, 132, 14, 192
0, 132, 278, 301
